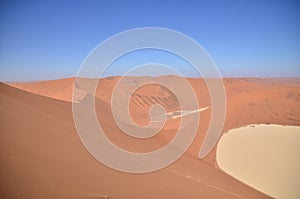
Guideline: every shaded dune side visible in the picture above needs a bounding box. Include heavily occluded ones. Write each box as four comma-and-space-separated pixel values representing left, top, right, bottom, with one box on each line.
130, 92, 179, 109
0, 83, 272, 199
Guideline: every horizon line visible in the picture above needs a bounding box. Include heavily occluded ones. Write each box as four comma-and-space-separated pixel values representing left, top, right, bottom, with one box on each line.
3, 75, 300, 84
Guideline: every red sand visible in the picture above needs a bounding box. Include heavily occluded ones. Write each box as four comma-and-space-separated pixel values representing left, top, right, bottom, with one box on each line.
1, 76, 299, 198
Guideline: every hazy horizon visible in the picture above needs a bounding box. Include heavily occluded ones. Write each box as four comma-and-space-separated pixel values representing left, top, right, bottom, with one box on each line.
4, 74, 300, 84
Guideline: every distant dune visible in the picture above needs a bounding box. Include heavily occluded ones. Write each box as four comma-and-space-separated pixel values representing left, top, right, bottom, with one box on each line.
1, 76, 299, 198
10, 77, 300, 161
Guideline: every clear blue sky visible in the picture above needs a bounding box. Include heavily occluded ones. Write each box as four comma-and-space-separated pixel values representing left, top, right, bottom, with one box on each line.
0, 0, 299, 81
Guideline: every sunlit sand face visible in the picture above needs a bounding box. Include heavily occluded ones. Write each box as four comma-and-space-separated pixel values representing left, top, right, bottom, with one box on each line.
3, 77, 300, 198
217, 124, 300, 199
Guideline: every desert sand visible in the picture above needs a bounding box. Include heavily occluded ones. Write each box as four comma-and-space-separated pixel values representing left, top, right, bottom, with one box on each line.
217, 124, 300, 199
1, 76, 299, 198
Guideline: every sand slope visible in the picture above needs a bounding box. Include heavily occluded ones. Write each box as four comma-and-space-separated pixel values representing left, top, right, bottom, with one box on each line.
0, 82, 273, 199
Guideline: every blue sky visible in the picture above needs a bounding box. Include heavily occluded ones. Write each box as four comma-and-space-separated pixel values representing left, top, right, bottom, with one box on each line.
0, 0, 299, 81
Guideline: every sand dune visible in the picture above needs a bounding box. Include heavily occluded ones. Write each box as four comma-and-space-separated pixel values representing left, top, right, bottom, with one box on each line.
8, 77, 300, 162
10, 77, 75, 102
1, 76, 299, 198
